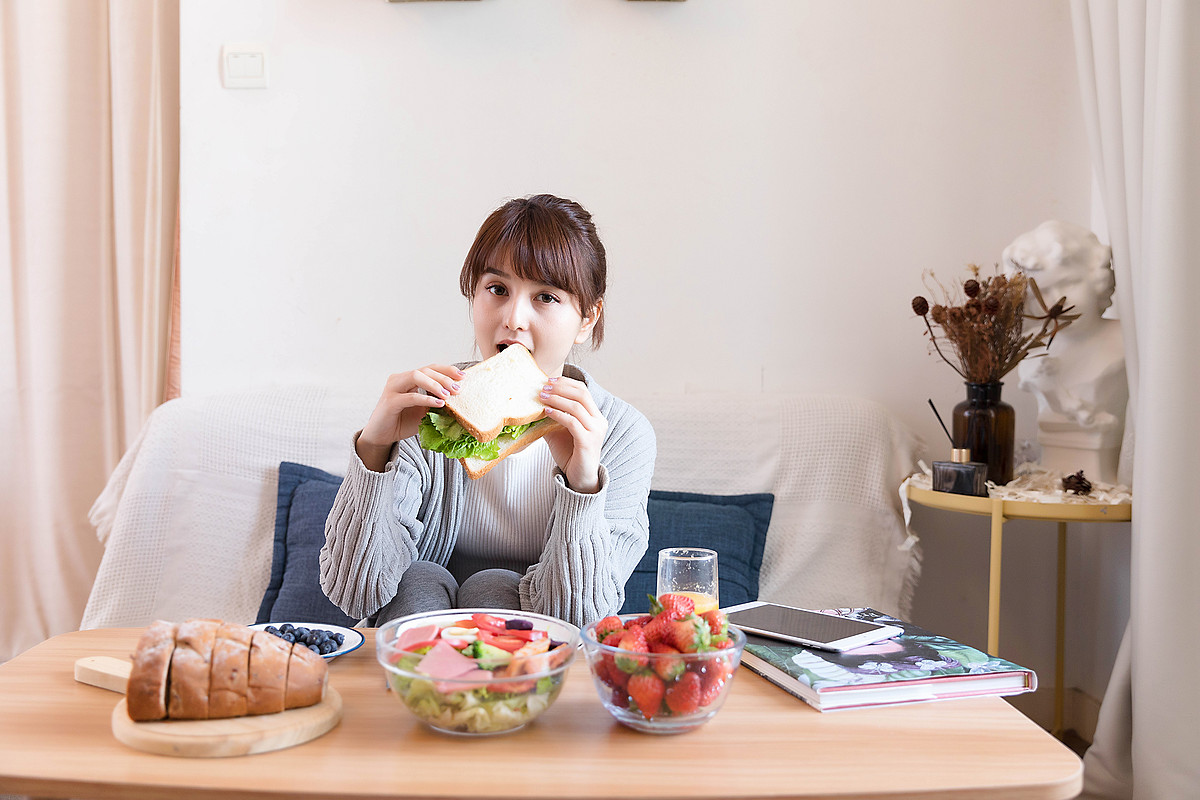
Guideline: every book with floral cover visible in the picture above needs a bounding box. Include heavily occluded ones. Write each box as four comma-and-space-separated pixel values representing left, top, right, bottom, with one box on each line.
735, 607, 1037, 711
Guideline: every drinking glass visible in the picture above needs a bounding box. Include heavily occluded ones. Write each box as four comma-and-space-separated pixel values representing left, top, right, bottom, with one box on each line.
656, 547, 719, 613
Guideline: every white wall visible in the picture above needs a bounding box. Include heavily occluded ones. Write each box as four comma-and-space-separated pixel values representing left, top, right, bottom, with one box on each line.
180, 0, 1127, 729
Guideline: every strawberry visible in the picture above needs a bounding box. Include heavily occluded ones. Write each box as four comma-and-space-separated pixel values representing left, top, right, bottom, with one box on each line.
650, 593, 695, 620
699, 656, 735, 706
594, 615, 625, 641
664, 671, 702, 715
701, 608, 728, 636
615, 626, 649, 673
601, 630, 625, 647
642, 613, 675, 645
648, 641, 685, 681
625, 614, 653, 629
626, 673, 666, 720
709, 634, 735, 649
669, 614, 712, 653
592, 657, 614, 687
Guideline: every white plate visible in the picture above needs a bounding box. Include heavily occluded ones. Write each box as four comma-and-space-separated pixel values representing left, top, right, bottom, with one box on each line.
249, 622, 365, 660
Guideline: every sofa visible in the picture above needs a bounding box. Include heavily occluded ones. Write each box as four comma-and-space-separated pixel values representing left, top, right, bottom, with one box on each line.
81, 386, 921, 630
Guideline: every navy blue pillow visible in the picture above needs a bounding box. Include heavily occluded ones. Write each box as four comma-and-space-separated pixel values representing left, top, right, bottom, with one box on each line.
620, 490, 773, 614
256, 462, 356, 627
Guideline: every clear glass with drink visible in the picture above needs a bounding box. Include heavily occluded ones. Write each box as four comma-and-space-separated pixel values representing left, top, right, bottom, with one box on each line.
656, 547, 719, 613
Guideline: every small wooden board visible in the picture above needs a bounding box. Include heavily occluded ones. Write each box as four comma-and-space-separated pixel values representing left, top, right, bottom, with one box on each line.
75, 655, 342, 758
109, 690, 342, 757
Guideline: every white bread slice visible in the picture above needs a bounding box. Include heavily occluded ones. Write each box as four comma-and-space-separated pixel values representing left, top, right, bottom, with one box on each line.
208, 622, 253, 719
284, 642, 328, 709
443, 344, 551, 443
167, 618, 220, 720
247, 630, 290, 715
126, 620, 178, 721
460, 418, 559, 479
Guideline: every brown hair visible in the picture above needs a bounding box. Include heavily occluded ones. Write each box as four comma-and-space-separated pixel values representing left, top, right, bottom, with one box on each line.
459, 194, 607, 348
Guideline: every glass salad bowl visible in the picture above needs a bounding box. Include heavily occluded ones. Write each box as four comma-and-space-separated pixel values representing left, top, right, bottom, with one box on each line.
375, 608, 579, 736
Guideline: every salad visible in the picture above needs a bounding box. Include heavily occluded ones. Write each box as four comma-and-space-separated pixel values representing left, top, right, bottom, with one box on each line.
377, 611, 578, 735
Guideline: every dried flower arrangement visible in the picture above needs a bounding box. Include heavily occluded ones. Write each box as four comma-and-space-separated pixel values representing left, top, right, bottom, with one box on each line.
911, 264, 1079, 384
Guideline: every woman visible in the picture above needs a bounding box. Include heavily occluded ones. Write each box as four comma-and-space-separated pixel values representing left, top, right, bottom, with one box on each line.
319, 194, 655, 628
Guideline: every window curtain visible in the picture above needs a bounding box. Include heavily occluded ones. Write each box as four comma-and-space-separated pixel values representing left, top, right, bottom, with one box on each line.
0, 0, 179, 663
1070, 1, 1200, 797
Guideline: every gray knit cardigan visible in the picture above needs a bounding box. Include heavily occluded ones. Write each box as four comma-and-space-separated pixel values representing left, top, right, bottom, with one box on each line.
319, 365, 656, 628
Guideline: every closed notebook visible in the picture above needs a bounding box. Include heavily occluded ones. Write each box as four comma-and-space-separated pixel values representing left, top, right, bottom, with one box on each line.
738, 608, 1036, 712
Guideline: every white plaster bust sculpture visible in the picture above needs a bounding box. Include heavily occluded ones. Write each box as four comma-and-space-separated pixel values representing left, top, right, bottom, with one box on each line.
1001, 220, 1128, 484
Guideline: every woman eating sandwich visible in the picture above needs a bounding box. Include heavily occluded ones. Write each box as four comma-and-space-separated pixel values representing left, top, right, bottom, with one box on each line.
319, 194, 656, 628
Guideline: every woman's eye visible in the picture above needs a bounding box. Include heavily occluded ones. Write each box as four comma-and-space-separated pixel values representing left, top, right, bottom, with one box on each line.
486, 284, 507, 297
536, 292, 560, 304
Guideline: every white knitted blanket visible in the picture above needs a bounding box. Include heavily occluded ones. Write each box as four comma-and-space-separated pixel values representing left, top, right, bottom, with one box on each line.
627, 394, 921, 618
82, 387, 373, 629
83, 389, 920, 628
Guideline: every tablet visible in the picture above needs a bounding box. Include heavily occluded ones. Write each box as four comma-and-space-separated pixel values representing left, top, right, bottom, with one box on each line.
724, 601, 903, 652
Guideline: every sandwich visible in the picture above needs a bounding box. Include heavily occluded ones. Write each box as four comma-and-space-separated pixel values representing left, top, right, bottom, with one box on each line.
418, 344, 561, 479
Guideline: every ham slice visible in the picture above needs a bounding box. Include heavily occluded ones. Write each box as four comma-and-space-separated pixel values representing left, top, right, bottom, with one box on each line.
416, 641, 479, 680
434, 668, 493, 693
396, 623, 442, 651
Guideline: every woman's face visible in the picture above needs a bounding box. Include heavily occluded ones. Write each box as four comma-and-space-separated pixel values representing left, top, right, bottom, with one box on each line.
470, 262, 597, 376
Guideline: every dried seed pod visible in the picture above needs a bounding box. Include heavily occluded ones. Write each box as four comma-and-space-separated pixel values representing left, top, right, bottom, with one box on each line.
963, 279, 981, 298
912, 296, 930, 316
931, 305, 948, 324
1062, 470, 1092, 495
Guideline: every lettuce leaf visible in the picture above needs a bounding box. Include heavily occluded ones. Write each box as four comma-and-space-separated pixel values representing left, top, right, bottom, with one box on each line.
418, 410, 544, 462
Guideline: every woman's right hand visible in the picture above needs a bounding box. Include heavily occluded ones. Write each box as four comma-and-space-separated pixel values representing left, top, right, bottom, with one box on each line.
356, 365, 465, 471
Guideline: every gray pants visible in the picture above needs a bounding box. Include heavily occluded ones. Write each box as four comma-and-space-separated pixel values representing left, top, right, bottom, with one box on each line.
374, 561, 522, 626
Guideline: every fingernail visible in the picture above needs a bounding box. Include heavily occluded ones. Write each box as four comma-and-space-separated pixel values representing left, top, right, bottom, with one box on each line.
435, 398, 445, 406
540, 390, 551, 398
549, 376, 559, 382
451, 383, 461, 391
542, 384, 553, 393
456, 369, 466, 378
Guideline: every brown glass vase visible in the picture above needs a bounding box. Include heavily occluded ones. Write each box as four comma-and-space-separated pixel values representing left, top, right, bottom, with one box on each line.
951, 382, 1015, 485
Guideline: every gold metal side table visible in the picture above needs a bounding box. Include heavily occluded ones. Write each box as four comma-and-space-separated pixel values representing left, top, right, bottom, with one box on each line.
905, 477, 1131, 735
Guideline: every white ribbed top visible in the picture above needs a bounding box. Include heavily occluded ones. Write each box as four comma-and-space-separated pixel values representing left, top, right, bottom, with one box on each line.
448, 439, 555, 580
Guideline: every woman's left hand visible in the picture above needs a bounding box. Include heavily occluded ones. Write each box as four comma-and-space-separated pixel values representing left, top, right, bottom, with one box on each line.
540, 376, 607, 494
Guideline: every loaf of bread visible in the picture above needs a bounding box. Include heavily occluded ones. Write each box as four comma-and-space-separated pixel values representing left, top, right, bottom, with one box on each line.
126, 619, 329, 722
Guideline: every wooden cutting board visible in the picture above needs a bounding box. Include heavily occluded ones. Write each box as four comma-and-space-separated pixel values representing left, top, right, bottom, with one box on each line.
74, 656, 342, 758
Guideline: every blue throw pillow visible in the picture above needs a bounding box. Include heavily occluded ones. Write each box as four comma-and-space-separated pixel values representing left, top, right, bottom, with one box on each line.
256, 462, 357, 627
620, 490, 774, 614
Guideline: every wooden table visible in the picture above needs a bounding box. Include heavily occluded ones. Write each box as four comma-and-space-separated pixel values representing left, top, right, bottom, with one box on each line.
0, 627, 1082, 800
906, 479, 1131, 735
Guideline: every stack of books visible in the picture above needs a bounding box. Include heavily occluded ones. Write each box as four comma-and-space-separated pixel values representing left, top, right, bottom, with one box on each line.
737, 608, 1037, 712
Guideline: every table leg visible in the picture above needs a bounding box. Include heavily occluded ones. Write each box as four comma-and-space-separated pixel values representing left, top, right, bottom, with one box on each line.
1054, 521, 1067, 737
987, 498, 1004, 656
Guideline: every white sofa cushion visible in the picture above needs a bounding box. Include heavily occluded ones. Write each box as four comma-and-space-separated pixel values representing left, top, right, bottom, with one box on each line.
82, 388, 918, 629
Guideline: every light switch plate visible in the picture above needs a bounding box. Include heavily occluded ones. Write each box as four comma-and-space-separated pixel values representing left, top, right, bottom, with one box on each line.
221, 44, 269, 89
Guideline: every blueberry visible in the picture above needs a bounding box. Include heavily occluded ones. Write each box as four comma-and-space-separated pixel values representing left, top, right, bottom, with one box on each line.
295, 627, 310, 639
308, 644, 321, 654
312, 630, 328, 644
281, 632, 295, 643
265, 625, 279, 635
320, 640, 336, 655
332, 632, 345, 645
280, 623, 294, 633
505, 618, 534, 630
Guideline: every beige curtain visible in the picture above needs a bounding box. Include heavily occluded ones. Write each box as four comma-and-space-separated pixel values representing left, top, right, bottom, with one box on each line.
1071, 1, 1200, 797
0, 0, 179, 663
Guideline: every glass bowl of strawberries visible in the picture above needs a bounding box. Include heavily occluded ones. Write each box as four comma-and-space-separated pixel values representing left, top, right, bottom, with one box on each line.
580, 594, 746, 734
